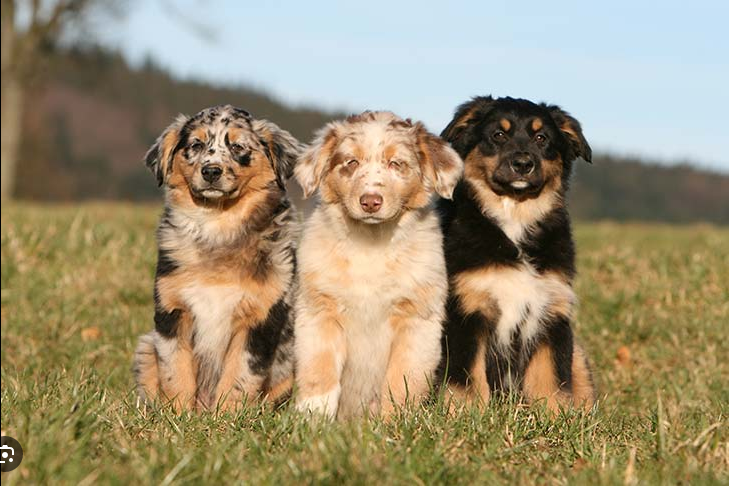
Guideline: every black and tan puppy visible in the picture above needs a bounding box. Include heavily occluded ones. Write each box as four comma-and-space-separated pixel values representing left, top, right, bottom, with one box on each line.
133, 105, 302, 412
437, 96, 595, 412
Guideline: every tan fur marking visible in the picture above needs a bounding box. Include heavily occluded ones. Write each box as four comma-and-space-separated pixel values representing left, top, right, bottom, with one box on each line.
453, 271, 501, 319
449, 105, 480, 133
463, 148, 563, 221
468, 337, 491, 404
381, 319, 430, 416
531, 118, 543, 132
523, 343, 563, 412
213, 329, 253, 411
265, 376, 294, 403
571, 344, 596, 409
500, 118, 511, 132
160, 341, 198, 412
301, 351, 341, 396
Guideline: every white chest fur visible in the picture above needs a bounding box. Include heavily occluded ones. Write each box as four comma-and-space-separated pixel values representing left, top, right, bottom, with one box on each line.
299, 207, 446, 417
460, 265, 574, 350
180, 284, 244, 360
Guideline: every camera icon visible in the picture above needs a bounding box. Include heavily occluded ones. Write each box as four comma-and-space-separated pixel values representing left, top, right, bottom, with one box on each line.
0, 437, 23, 472
0, 444, 15, 463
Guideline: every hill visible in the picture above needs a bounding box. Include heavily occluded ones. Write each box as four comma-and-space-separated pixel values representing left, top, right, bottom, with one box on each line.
15, 46, 729, 224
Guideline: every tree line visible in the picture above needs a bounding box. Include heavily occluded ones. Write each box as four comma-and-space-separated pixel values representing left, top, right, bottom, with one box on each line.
11, 45, 729, 224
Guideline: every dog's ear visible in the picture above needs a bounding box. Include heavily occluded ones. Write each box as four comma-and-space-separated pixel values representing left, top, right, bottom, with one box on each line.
548, 106, 592, 163
415, 123, 464, 200
145, 114, 188, 187
252, 119, 304, 188
440, 96, 494, 154
294, 122, 340, 199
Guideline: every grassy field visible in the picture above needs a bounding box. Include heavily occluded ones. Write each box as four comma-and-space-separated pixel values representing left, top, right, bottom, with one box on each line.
1, 203, 727, 485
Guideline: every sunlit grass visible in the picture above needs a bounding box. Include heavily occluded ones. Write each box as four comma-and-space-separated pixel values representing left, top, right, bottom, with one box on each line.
1, 204, 727, 484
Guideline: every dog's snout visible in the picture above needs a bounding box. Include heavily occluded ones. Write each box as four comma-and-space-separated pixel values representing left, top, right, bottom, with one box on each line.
359, 193, 383, 213
201, 164, 223, 183
510, 155, 535, 175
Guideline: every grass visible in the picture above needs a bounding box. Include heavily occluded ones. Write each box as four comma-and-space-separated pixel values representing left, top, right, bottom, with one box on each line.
1, 203, 728, 485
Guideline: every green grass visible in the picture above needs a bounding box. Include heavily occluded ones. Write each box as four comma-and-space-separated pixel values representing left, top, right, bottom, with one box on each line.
1, 203, 727, 485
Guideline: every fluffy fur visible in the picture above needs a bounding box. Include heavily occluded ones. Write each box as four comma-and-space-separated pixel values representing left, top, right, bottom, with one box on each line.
293, 111, 464, 419
132, 105, 302, 411
437, 96, 596, 412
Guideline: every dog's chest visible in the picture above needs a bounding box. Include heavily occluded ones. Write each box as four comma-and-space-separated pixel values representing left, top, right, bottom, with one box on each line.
456, 263, 573, 350
180, 283, 244, 358
332, 243, 420, 417
177, 258, 288, 360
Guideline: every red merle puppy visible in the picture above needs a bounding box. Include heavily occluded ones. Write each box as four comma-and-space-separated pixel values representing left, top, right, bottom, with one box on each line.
437, 96, 596, 412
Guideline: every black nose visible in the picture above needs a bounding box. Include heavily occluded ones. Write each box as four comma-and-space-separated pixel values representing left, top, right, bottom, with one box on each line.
201, 164, 223, 183
510, 156, 535, 175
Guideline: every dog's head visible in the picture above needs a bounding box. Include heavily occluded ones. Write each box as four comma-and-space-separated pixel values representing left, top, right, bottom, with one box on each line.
442, 96, 591, 200
145, 105, 301, 204
295, 111, 463, 224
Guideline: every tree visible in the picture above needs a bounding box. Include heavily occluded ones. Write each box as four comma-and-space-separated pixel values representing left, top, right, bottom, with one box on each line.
1, 0, 119, 201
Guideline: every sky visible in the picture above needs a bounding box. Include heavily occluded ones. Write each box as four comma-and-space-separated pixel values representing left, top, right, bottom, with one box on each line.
100, 0, 729, 172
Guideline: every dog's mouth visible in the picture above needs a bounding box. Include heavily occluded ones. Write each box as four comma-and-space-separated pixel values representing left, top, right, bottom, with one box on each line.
190, 186, 239, 201
490, 173, 544, 198
359, 215, 387, 224
509, 180, 531, 190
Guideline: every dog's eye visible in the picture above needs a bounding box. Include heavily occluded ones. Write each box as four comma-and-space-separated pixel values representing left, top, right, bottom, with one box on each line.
534, 133, 548, 144
190, 140, 204, 152
388, 160, 402, 169
346, 159, 359, 168
230, 143, 245, 152
492, 130, 507, 141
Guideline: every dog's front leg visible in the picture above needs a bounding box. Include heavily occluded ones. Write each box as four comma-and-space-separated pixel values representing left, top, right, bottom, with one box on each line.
294, 292, 346, 419
154, 327, 198, 412
210, 327, 268, 412
381, 310, 442, 417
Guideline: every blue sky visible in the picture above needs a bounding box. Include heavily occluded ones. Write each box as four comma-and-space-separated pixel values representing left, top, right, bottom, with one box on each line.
101, 0, 729, 171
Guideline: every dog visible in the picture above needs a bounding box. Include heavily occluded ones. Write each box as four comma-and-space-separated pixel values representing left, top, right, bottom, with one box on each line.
437, 96, 596, 412
132, 105, 302, 411
293, 111, 464, 419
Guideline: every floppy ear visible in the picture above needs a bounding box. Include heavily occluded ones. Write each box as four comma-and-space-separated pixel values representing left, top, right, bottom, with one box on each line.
252, 118, 304, 188
416, 124, 464, 200
440, 96, 494, 155
548, 106, 592, 163
145, 114, 188, 187
294, 122, 340, 198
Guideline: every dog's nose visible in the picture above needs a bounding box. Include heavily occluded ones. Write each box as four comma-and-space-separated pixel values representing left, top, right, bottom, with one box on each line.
510, 156, 535, 175
359, 193, 383, 213
201, 164, 223, 183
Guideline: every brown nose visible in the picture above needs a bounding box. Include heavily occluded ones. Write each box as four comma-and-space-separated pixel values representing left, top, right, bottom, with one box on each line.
359, 193, 383, 213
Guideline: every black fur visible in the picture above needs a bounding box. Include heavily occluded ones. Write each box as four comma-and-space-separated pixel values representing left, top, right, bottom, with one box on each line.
544, 315, 574, 389
439, 295, 488, 386
153, 300, 181, 338
155, 247, 178, 277
247, 299, 291, 376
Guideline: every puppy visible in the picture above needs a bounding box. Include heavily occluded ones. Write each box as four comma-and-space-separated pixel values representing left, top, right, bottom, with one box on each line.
437, 96, 596, 412
293, 111, 463, 419
132, 105, 302, 411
